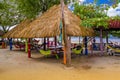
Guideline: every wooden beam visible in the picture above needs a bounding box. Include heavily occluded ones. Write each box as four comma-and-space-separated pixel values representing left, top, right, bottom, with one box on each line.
28, 38, 31, 58
61, 0, 71, 66
100, 28, 104, 55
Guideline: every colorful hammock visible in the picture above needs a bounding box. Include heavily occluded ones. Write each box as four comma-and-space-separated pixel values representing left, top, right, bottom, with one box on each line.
106, 45, 120, 52
39, 50, 59, 59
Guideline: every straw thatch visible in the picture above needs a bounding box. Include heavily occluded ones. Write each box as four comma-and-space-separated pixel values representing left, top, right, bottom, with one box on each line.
4, 5, 94, 38
0, 30, 4, 36
3, 19, 32, 38
18, 5, 94, 38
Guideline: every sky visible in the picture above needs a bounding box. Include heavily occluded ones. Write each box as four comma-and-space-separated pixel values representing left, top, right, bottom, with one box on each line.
107, 3, 120, 16
83, 0, 114, 5
69, 0, 120, 17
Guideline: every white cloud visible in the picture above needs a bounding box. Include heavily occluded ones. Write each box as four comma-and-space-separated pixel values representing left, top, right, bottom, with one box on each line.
78, 0, 86, 4
107, 3, 120, 17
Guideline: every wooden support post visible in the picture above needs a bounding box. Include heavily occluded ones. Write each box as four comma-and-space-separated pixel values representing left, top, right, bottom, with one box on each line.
90, 37, 93, 55
84, 36, 88, 55
47, 38, 49, 48
55, 36, 57, 47
100, 28, 103, 55
1, 38, 5, 48
79, 37, 80, 44
25, 38, 28, 52
61, 0, 71, 66
106, 31, 108, 52
43, 38, 46, 50
28, 38, 31, 58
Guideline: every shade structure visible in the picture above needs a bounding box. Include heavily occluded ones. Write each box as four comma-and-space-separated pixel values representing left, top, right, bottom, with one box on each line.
18, 5, 94, 38
0, 30, 4, 36
94, 19, 120, 31
109, 19, 120, 30
4, 5, 94, 38
3, 19, 32, 38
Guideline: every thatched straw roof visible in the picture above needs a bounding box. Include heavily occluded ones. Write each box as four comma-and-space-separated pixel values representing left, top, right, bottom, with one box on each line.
18, 5, 94, 38
4, 5, 94, 38
0, 30, 4, 36
3, 19, 32, 38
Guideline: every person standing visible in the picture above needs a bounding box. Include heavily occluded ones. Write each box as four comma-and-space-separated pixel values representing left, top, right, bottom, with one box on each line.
9, 38, 13, 50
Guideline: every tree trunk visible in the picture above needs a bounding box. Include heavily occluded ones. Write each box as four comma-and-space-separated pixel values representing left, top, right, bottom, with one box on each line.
61, 0, 71, 66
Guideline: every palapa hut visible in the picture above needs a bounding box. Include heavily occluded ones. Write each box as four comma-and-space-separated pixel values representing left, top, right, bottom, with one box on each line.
3, 4, 94, 66
3, 19, 32, 38
13, 5, 94, 38
93, 19, 120, 55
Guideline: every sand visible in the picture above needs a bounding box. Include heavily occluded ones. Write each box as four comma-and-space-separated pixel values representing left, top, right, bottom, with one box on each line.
0, 48, 120, 80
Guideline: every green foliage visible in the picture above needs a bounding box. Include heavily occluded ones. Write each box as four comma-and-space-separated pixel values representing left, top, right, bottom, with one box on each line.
73, 3, 110, 28
110, 31, 120, 38
16, 0, 70, 19
0, 0, 22, 32
74, 3, 109, 20
0, 0, 72, 33
110, 16, 120, 20
81, 17, 110, 28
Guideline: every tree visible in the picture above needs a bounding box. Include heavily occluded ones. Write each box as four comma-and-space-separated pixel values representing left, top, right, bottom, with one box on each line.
0, 0, 23, 33
74, 2, 110, 28
74, 1, 120, 54
16, 0, 71, 19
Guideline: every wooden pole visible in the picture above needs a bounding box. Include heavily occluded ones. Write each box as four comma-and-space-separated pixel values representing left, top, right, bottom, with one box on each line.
84, 36, 88, 55
55, 36, 57, 47
61, 0, 71, 66
79, 37, 80, 44
25, 38, 28, 53
91, 40, 93, 55
100, 28, 103, 55
28, 38, 31, 58
106, 31, 108, 52
43, 38, 46, 50
69, 37, 71, 41
47, 38, 49, 48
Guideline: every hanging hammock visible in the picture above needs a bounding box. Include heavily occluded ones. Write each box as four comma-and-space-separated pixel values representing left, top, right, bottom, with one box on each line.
106, 45, 120, 52
39, 49, 59, 59
72, 44, 84, 55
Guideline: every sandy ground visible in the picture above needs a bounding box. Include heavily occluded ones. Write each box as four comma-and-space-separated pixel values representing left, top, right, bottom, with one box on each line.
0, 48, 120, 80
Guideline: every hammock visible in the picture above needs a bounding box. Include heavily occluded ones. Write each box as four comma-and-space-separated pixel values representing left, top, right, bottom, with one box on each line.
72, 45, 83, 55
106, 44, 120, 52
14, 44, 25, 49
39, 49, 59, 59
72, 48, 83, 55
